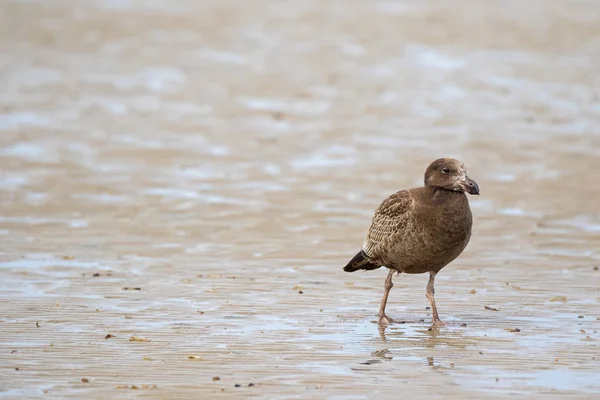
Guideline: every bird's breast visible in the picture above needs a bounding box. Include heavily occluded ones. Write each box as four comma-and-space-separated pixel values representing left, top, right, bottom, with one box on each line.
391, 204, 472, 273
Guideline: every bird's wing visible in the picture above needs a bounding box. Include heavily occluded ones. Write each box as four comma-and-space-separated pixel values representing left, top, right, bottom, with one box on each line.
362, 190, 414, 258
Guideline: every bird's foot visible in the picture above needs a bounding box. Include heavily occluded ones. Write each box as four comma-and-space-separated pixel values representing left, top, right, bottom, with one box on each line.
431, 319, 447, 328
378, 314, 396, 325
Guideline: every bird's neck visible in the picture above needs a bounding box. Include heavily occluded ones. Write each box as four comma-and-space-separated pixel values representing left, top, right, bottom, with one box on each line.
422, 186, 466, 206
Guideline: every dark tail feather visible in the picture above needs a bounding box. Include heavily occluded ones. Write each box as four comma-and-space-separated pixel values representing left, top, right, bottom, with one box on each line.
343, 250, 381, 272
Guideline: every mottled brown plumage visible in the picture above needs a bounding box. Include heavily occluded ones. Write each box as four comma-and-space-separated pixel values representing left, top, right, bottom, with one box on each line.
343, 158, 479, 326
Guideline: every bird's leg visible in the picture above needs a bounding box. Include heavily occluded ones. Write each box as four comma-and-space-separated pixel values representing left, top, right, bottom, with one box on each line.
426, 271, 445, 326
378, 269, 396, 324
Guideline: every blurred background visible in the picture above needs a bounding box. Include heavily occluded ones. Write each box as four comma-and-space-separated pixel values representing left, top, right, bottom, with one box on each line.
1, 0, 599, 398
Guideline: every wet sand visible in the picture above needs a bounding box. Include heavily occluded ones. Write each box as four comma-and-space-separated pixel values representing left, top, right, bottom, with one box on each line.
1, 0, 600, 398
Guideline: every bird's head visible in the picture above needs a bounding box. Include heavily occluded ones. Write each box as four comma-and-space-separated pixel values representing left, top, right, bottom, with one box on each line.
424, 158, 479, 195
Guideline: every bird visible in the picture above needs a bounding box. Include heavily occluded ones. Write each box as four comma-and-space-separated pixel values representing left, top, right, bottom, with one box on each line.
343, 158, 479, 326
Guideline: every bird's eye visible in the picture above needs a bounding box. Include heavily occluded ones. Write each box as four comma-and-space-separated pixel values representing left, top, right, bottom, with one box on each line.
441, 167, 450, 174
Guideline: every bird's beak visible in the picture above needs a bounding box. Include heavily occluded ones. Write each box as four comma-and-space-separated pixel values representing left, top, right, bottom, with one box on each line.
460, 176, 480, 195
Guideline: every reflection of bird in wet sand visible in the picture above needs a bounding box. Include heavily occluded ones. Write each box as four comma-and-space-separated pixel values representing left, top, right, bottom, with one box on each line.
343, 158, 479, 326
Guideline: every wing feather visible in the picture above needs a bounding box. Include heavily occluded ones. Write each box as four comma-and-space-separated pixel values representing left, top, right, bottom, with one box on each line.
362, 190, 414, 257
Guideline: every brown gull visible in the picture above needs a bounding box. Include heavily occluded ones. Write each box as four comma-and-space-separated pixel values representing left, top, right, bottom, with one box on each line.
343, 158, 480, 326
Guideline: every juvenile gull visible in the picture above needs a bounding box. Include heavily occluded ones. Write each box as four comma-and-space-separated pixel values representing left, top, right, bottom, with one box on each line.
343, 158, 479, 326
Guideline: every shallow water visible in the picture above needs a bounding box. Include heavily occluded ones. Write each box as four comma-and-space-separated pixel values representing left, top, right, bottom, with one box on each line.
1, 0, 600, 398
